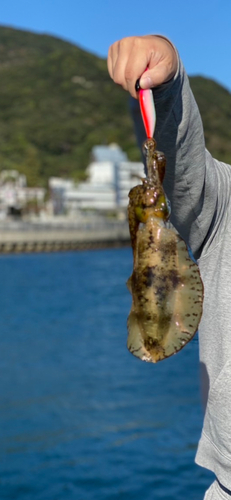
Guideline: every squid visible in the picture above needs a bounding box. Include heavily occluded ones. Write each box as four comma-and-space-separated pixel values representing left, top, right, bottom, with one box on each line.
126, 82, 203, 362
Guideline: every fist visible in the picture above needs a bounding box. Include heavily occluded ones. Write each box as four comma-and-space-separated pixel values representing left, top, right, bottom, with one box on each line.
107, 35, 178, 98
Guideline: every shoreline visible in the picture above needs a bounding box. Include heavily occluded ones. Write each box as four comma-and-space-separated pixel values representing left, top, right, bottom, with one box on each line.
0, 221, 130, 253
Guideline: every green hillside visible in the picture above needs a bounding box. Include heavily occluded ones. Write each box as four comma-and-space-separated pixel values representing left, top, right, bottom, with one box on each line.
0, 26, 230, 186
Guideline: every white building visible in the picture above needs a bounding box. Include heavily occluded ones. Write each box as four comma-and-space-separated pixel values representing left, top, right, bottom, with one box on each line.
49, 144, 144, 213
0, 170, 46, 217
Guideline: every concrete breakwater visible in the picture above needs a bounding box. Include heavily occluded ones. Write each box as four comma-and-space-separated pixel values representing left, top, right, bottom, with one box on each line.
0, 219, 131, 253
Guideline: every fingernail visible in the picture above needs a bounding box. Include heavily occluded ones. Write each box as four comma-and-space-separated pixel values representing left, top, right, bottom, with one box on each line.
140, 76, 152, 89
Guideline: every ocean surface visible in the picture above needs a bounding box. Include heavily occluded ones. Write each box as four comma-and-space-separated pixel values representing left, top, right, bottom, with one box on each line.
0, 248, 214, 500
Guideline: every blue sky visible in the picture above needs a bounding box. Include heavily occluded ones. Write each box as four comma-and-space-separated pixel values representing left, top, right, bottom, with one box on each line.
1, 0, 231, 91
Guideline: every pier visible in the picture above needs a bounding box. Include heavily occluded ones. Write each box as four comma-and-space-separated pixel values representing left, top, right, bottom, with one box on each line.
0, 219, 130, 253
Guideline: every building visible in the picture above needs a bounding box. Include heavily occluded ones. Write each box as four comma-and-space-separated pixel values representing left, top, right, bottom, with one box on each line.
0, 170, 46, 217
49, 144, 144, 214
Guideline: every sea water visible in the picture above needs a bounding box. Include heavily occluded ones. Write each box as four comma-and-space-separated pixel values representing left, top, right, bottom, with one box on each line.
0, 248, 213, 500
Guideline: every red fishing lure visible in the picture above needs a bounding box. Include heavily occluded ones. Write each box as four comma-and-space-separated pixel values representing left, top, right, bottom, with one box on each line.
136, 76, 156, 138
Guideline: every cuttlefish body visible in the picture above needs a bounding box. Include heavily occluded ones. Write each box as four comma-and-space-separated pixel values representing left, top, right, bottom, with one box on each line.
127, 138, 203, 363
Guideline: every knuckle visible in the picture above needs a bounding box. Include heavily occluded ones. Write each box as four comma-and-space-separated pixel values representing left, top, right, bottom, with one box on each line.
119, 36, 138, 50
124, 68, 133, 82
132, 36, 141, 46
113, 69, 123, 86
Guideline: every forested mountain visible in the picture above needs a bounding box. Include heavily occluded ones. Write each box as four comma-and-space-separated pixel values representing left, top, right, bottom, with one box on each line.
0, 26, 230, 186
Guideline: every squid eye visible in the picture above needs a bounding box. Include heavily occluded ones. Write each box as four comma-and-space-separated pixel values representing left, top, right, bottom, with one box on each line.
135, 206, 146, 222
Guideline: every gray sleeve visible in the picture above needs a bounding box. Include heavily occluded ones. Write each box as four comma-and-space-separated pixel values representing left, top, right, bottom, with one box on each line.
130, 58, 231, 260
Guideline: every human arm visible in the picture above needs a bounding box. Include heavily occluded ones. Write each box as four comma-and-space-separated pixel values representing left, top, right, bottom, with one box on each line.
108, 36, 231, 259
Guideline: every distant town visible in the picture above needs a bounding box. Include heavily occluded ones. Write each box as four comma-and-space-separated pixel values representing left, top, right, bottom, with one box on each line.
0, 143, 144, 221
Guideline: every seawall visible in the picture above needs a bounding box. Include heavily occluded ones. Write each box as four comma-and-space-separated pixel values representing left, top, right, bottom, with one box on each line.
0, 220, 130, 253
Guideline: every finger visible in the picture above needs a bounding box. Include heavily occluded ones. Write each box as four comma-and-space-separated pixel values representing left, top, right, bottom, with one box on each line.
139, 42, 178, 88
124, 46, 149, 98
111, 39, 134, 90
140, 61, 177, 89
107, 41, 119, 79
107, 44, 113, 78
108, 37, 147, 98
140, 66, 164, 89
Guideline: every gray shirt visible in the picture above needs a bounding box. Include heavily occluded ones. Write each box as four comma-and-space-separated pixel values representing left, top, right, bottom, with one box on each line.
131, 58, 231, 488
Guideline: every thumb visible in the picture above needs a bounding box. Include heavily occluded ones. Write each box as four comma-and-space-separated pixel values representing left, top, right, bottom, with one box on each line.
139, 70, 153, 89
140, 64, 171, 89
139, 68, 164, 89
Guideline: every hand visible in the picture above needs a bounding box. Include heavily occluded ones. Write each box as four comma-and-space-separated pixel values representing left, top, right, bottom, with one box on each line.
107, 35, 178, 99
